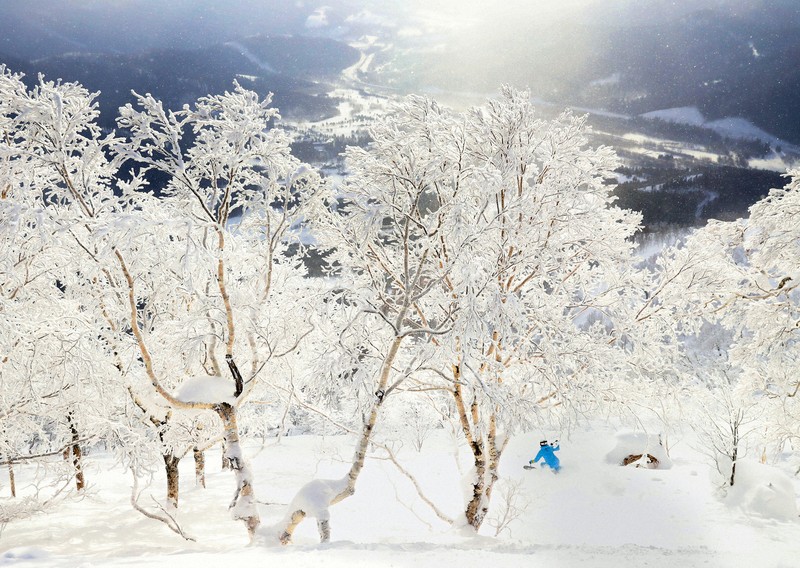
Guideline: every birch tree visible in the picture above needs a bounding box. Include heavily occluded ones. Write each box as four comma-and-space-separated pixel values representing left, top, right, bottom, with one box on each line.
278, 87, 645, 538
277, 95, 472, 543
432, 87, 644, 530
0, 66, 322, 539
698, 170, 800, 457
0, 66, 125, 498
111, 83, 323, 538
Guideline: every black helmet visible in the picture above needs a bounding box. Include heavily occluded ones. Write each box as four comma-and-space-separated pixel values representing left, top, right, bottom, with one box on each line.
540, 440, 548, 446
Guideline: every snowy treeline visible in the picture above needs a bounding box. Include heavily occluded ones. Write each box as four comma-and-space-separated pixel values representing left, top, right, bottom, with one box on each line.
1, 65, 798, 543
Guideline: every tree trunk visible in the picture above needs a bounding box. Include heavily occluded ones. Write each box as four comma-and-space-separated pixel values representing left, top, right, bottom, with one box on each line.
729, 415, 739, 487
279, 335, 404, 545
221, 438, 230, 470
452, 365, 487, 529
451, 365, 507, 532
7, 459, 15, 498
116, 248, 257, 539
215, 402, 260, 539
485, 414, 507, 510
65, 412, 85, 491
193, 447, 206, 488
463, 422, 488, 527
164, 453, 180, 508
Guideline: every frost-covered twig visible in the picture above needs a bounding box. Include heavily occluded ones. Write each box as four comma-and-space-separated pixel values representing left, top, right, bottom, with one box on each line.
0, 437, 93, 466
0, 474, 73, 535
129, 471, 195, 541
269, 381, 359, 436
372, 443, 454, 525
486, 477, 530, 537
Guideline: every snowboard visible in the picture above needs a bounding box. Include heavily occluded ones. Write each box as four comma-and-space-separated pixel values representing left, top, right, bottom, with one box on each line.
524, 464, 561, 473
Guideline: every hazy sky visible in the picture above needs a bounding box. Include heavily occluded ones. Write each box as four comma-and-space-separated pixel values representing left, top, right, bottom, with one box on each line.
0, 0, 749, 59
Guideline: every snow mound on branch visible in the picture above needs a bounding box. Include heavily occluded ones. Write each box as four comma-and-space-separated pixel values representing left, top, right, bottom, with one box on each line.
726, 460, 798, 521
605, 431, 672, 469
175, 376, 235, 404
285, 477, 349, 521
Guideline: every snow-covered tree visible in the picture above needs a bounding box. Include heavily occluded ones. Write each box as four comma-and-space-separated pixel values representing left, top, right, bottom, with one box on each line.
0, 66, 322, 539
697, 170, 800, 459
432, 88, 645, 530
0, 66, 125, 498
277, 94, 471, 543
110, 83, 323, 538
633, 170, 800, 485
277, 87, 651, 538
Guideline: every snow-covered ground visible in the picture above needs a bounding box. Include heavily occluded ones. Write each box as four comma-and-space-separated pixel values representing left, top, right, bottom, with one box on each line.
2, 424, 799, 567
288, 88, 392, 138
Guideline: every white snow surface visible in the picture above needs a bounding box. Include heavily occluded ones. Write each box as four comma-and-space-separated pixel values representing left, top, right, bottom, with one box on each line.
706, 117, 784, 147
727, 460, 798, 521
175, 375, 235, 404
2, 425, 799, 567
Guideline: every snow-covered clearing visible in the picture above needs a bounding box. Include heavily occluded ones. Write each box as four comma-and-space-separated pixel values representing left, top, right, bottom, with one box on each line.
749, 152, 795, 172
3, 425, 798, 567
642, 106, 799, 153
288, 88, 391, 137
642, 106, 706, 126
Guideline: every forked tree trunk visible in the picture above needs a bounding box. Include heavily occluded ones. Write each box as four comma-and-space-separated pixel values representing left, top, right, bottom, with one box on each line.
65, 412, 85, 491
116, 248, 259, 539
452, 364, 507, 531
193, 447, 206, 488
164, 453, 180, 508
279, 335, 404, 545
215, 402, 259, 538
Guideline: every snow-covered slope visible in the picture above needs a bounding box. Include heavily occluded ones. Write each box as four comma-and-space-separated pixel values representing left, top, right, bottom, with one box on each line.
641, 106, 798, 152
2, 424, 798, 567
642, 107, 706, 127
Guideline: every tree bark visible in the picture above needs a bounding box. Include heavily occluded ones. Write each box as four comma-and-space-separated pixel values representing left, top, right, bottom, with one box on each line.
221, 442, 231, 470
7, 459, 15, 498
193, 447, 206, 488
485, 414, 507, 509
451, 365, 507, 531
452, 365, 485, 529
729, 414, 739, 487
164, 453, 180, 508
215, 402, 260, 538
65, 412, 85, 491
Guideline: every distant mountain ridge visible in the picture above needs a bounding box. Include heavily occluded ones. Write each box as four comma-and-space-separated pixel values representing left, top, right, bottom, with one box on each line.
2, 1, 798, 144
380, 2, 800, 145
1, 35, 360, 129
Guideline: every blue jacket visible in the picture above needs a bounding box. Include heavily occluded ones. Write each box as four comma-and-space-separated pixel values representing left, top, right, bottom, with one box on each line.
534, 444, 561, 471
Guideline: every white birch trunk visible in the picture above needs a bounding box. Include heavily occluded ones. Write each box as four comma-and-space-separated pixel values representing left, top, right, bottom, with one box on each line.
279, 335, 404, 544
216, 402, 260, 538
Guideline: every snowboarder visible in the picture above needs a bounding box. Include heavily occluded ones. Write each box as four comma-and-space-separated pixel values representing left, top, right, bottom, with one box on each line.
529, 439, 561, 472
